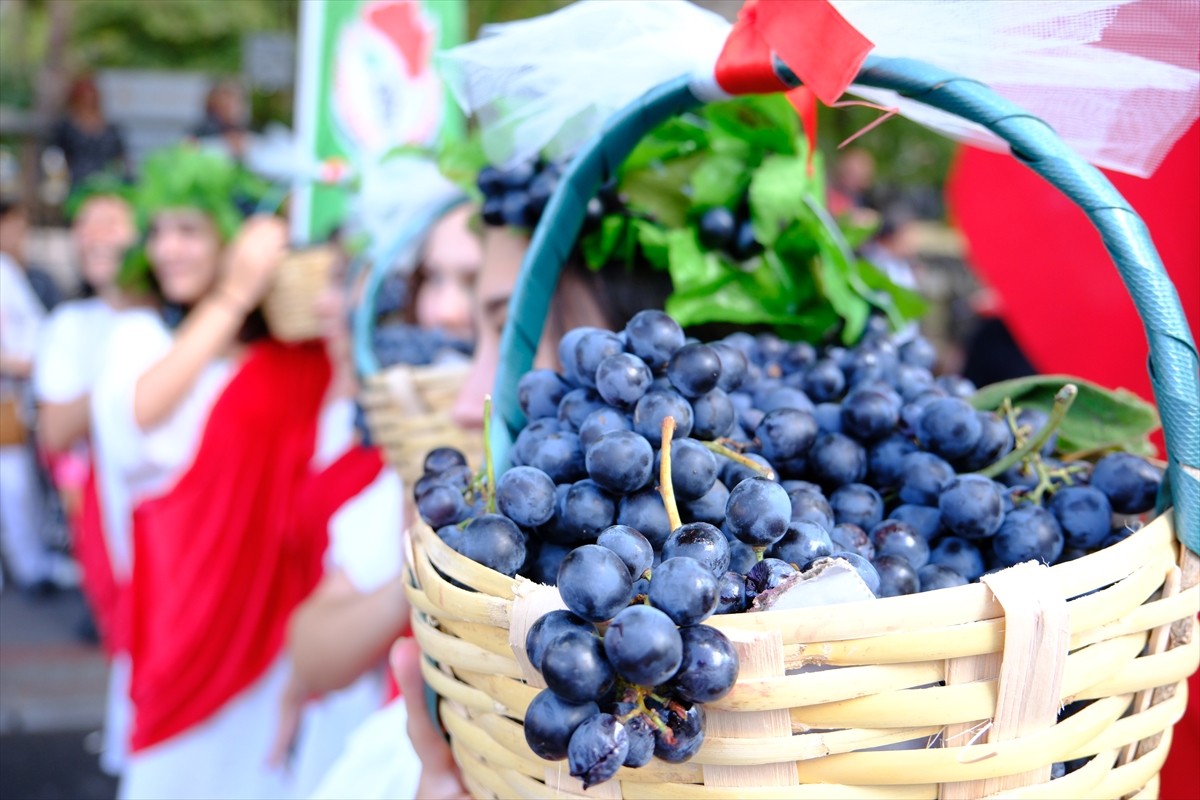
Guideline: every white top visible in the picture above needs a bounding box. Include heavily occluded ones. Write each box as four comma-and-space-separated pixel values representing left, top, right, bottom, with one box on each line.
89, 308, 232, 782
290, 399, 406, 798
90, 308, 234, 581
34, 297, 121, 404
0, 252, 45, 401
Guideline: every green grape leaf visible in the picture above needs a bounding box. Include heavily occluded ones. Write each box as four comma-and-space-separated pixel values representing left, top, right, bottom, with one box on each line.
633, 219, 670, 270
749, 153, 824, 248
622, 117, 709, 173
690, 153, 751, 211
856, 259, 928, 324
663, 228, 728, 293
970, 375, 1161, 457
704, 94, 800, 156
619, 152, 704, 229
839, 210, 881, 249
580, 215, 629, 270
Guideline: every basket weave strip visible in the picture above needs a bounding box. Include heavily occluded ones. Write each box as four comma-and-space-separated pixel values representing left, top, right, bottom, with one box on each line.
262, 246, 337, 342
410, 512, 1196, 798
359, 362, 478, 485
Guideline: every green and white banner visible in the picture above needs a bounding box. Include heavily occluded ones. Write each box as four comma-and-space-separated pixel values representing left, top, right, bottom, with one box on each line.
292, 0, 466, 243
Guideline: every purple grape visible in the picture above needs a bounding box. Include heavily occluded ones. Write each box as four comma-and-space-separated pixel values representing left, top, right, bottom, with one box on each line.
524, 689, 599, 761
603, 604, 683, 687
673, 625, 739, 703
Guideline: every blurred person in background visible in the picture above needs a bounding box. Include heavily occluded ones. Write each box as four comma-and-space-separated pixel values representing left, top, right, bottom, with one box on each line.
51, 74, 129, 189
391, 217, 672, 799
827, 146, 877, 219
405, 204, 480, 344
88, 145, 327, 799
192, 79, 251, 161
283, 201, 483, 799
0, 199, 56, 596
32, 179, 139, 771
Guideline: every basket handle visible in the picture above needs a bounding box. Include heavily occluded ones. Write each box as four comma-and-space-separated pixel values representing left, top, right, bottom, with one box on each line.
352, 195, 469, 379
493, 54, 1199, 554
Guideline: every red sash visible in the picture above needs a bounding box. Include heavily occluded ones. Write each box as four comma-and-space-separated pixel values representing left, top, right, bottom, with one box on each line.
73, 466, 128, 654
128, 341, 331, 752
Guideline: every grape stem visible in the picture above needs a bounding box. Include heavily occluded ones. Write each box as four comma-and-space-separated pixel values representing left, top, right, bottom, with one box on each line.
482, 394, 497, 514
978, 384, 1077, 479
701, 440, 776, 480
659, 417, 683, 531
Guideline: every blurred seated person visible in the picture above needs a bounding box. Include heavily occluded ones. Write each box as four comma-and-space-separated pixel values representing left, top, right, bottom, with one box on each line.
192, 80, 251, 160
0, 199, 55, 595
51, 75, 129, 189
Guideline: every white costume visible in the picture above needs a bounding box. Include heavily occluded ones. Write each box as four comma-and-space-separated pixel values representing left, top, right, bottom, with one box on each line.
91, 308, 297, 800
0, 252, 50, 590
290, 399, 419, 799
33, 295, 125, 773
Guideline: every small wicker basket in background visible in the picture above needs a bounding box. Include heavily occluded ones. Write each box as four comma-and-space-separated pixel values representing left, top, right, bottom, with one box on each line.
262, 245, 339, 342
351, 196, 477, 486
360, 361, 480, 486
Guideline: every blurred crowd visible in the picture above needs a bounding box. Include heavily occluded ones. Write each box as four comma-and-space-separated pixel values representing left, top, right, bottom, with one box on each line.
2, 2, 1194, 799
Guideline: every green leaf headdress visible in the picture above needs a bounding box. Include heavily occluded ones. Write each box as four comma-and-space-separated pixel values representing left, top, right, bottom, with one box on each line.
63, 172, 135, 221
120, 144, 271, 291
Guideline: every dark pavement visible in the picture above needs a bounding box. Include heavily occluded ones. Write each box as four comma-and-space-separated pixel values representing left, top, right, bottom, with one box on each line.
0, 587, 117, 800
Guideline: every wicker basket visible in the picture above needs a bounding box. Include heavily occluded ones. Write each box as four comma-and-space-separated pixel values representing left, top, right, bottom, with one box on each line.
360, 362, 480, 486
407, 513, 1197, 799
408, 51, 1200, 799
351, 196, 478, 485
262, 245, 339, 342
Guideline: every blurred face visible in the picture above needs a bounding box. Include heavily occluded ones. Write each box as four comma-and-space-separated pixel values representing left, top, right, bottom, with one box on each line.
213, 85, 245, 125
146, 209, 222, 305
415, 205, 481, 342
0, 207, 28, 262
74, 196, 136, 290
449, 228, 610, 431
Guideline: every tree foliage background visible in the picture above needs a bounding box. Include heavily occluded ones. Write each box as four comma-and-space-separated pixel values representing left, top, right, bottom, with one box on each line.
0, 0, 953, 197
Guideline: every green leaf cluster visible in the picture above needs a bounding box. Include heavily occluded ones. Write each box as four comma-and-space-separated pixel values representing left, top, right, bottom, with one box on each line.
118, 143, 272, 292
970, 375, 1161, 457
579, 94, 926, 343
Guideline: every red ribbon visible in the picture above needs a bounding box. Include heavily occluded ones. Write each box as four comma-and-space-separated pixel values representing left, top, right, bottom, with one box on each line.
715, 0, 873, 170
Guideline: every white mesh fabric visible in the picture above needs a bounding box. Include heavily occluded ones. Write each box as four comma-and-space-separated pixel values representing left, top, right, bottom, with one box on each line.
437, 0, 1198, 178
349, 156, 463, 271
436, 0, 732, 169
831, 0, 1199, 177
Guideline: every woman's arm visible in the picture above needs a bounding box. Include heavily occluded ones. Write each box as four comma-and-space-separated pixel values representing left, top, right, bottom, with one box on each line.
0, 354, 33, 379
37, 395, 90, 454
288, 569, 411, 697
132, 216, 286, 431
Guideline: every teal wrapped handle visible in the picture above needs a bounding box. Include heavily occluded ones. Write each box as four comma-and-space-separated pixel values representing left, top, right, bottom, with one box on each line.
352, 194, 468, 379
494, 54, 1199, 554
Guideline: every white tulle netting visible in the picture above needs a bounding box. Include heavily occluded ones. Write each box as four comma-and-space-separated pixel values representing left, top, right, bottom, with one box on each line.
437, 0, 732, 169
832, 0, 1200, 177
349, 155, 464, 271
437, 0, 1198, 178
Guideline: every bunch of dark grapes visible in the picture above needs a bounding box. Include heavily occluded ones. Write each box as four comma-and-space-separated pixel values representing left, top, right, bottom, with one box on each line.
696, 205, 762, 262
478, 159, 625, 232
373, 323, 472, 369
523, 536, 737, 786
413, 310, 1163, 783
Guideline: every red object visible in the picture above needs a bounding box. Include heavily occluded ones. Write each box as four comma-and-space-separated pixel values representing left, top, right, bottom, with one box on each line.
945, 123, 1200, 405
946, 123, 1200, 800
127, 341, 332, 753
73, 467, 126, 655
365, 1, 432, 78
715, 0, 871, 171
751, 0, 872, 107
